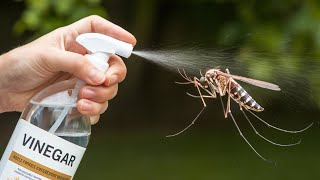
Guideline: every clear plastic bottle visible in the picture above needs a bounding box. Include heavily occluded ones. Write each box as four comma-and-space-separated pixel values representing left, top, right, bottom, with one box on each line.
0, 80, 90, 179
21, 80, 91, 148
0, 33, 133, 179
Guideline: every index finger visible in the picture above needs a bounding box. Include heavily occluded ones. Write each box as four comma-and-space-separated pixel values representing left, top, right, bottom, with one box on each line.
66, 15, 137, 45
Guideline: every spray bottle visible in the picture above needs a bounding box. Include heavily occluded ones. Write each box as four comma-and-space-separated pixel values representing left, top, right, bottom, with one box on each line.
0, 33, 133, 179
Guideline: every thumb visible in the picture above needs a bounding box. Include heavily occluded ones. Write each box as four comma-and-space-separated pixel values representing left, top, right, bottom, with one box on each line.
43, 49, 106, 85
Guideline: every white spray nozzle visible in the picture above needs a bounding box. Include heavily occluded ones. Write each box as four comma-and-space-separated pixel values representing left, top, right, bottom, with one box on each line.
76, 33, 133, 58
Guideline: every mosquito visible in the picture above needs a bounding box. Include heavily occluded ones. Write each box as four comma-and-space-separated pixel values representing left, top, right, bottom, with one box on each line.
167, 68, 313, 162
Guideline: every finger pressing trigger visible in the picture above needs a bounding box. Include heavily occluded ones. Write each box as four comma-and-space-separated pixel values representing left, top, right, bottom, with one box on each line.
104, 55, 127, 86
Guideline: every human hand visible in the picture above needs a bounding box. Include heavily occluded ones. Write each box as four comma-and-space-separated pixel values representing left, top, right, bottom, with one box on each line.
0, 15, 136, 124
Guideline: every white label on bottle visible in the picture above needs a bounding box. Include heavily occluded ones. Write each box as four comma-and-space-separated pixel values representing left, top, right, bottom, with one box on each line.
0, 119, 86, 180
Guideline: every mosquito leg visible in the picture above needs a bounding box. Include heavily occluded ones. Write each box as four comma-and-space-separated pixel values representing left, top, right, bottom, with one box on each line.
187, 81, 217, 99
175, 81, 194, 85
182, 68, 192, 81
218, 96, 271, 162
193, 77, 207, 107
176, 68, 195, 84
246, 109, 314, 134
214, 78, 229, 117
224, 79, 232, 118
177, 68, 192, 82
186, 93, 215, 99
166, 106, 206, 137
200, 69, 203, 77
194, 81, 217, 98
219, 92, 226, 115
166, 76, 208, 137
207, 82, 218, 99
229, 112, 271, 162
241, 107, 301, 146
202, 87, 217, 98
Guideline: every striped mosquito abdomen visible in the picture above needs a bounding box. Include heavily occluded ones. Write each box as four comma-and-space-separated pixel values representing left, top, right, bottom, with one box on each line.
228, 79, 264, 112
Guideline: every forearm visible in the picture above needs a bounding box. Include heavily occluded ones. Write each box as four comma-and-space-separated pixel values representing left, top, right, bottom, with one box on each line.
0, 91, 11, 113
0, 53, 9, 112
0, 52, 17, 113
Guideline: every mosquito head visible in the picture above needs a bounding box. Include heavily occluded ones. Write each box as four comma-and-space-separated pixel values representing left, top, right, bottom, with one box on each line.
199, 76, 208, 87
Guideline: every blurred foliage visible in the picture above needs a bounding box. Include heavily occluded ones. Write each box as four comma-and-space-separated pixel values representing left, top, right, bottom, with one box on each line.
13, 0, 320, 108
13, 0, 107, 37
216, 0, 320, 107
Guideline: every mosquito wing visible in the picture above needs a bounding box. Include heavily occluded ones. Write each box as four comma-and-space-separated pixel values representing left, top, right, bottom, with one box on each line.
218, 71, 281, 91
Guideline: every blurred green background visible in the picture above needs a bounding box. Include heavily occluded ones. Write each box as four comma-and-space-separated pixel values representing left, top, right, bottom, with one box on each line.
1, 0, 320, 179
